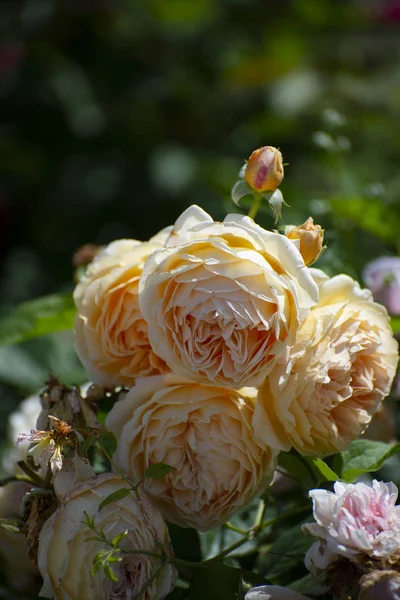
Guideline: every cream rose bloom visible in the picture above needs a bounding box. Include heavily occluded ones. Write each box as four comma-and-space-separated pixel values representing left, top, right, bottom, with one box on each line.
254, 273, 398, 455
38, 473, 176, 600
74, 229, 171, 387
106, 374, 277, 530
139, 205, 318, 388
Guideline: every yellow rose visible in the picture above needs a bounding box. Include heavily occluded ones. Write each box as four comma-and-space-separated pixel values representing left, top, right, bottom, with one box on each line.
106, 374, 277, 530
74, 229, 171, 387
139, 205, 318, 388
254, 274, 399, 455
38, 473, 176, 600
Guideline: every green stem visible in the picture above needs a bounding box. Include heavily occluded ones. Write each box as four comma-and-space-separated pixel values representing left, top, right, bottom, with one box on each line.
16, 461, 46, 487
251, 499, 266, 537
224, 522, 248, 535
0, 474, 36, 487
170, 505, 312, 572
121, 548, 166, 559
171, 557, 210, 570
248, 194, 262, 220
261, 505, 311, 530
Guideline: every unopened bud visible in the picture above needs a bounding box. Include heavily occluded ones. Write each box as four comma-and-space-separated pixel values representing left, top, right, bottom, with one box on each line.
285, 217, 324, 266
244, 146, 284, 193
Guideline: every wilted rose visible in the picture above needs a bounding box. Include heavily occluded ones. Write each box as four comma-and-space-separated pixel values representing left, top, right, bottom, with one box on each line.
363, 256, 400, 315
303, 480, 400, 574
2, 393, 41, 473
139, 205, 318, 388
254, 273, 398, 455
106, 374, 277, 530
38, 473, 176, 600
74, 229, 171, 387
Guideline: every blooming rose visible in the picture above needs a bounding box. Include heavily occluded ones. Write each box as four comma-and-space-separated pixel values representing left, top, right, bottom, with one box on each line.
139, 205, 318, 388
254, 273, 398, 455
74, 229, 171, 387
38, 473, 176, 600
363, 256, 400, 315
106, 374, 277, 530
303, 480, 400, 576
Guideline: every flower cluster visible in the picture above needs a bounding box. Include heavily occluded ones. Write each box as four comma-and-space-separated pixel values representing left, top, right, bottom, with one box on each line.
7, 146, 399, 600
73, 193, 397, 533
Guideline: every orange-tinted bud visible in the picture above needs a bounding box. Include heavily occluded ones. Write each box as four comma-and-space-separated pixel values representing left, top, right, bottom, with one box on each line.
244, 146, 284, 193
285, 217, 324, 266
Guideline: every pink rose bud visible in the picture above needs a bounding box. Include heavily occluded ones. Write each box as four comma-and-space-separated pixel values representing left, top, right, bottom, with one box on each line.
244, 146, 284, 193
285, 217, 325, 266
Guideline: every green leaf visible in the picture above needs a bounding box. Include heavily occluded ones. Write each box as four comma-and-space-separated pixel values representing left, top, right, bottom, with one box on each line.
302, 457, 338, 485
112, 530, 128, 547
80, 435, 96, 458
107, 555, 122, 563
90, 561, 103, 576
145, 463, 177, 480
390, 316, 400, 334
0, 518, 22, 534
104, 565, 119, 583
189, 562, 241, 600
0, 293, 76, 346
277, 452, 315, 490
231, 179, 252, 207
333, 439, 400, 483
82, 511, 95, 529
167, 524, 202, 562
100, 431, 118, 457
290, 573, 329, 596
98, 488, 130, 511
256, 523, 313, 581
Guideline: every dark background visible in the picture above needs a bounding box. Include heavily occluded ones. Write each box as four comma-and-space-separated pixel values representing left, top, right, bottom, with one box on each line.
1, 0, 400, 423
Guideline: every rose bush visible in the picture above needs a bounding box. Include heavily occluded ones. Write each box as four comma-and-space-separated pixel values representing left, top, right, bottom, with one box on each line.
254, 273, 398, 455
106, 374, 277, 530
38, 473, 176, 600
74, 230, 171, 387
139, 205, 318, 388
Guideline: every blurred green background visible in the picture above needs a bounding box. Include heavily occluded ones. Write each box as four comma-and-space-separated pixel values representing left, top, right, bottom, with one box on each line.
1, 0, 400, 429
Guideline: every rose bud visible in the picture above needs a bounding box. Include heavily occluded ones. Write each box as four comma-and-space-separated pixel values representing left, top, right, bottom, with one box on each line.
244, 146, 284, 193
285, 217, 325, 266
